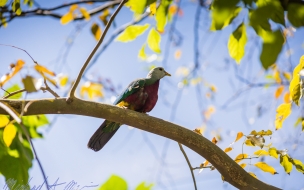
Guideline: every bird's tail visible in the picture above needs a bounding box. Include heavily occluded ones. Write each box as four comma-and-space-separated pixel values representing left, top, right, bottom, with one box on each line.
87, 120, 121, 151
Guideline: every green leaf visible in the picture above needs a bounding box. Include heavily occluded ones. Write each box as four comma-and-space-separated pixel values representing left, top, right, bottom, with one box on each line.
22, 75, 38, 93
269, 147, 278, 159
287, 4, 304, 28
138, 43, 147, 60
0, 130, 33, 187
116, 24, 150, 42
23, 0, 33, 7
98, 175, 127, 190
280, 155, 293, 174
210, 0, 241, 30
291, 83, 302, 106
4, 84, 22, 99
259, 30, 285, 69
155, 0, 172, 32
22, 115, 49, 128
135, 182, 153, 190
125, 0, 156, 14
147, 28, 161, 53
12, 0, 22, 15
294, 117, 303, 127
0, 0, 8, 7
291, 159, 304, 173
228, 22, 247, 63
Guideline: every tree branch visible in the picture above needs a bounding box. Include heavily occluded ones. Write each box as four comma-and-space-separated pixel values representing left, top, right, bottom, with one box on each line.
0, 98, 281, 190
67, 0, 127, 102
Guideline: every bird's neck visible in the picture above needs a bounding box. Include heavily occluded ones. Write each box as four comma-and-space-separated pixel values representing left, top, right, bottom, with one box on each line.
145, 77, 160, 85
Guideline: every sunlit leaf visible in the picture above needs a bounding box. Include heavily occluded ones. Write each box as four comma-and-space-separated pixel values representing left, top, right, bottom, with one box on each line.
70, 4, 78, 11
289, 56, 304, 97
12, 0, 22, 15
79, 7, 90, 21
4, 84, 22, 99
99, 9, 110, 26
80, 82, 104, 100
135, 182, 153, 190
228, 22, 247, 63
274, 85, 284, 99
0, 115, 9, 128
211, 137, 218, 144
22, 115, 49, 128
190, 77, 202, 86
280, 155, 293, 174
291, 159, 304, 173
168, 4, 177, 22
138, 44, 147, 61
254, 162, 278, 175
91, 23, 101, 41
291, 83, 302, 106
259, 30, 285, 69
245, 139, 254, 146
254, 150, 269, 157
60, 11, 74, 25
116, 24, 150, 42
58, 74, 69, 87
149, 2, 156, 15
224, 147, 232, 153
23, 0, 33, 7
235, 132, 243, 142
3, 123, 17, 147
174, 49, 182, 60
155, 0, 171, 33
257, 130, 272, 136
0, 60, 25, 87
0, 0, 8, 6
147, 28, 161, 53
283, 72, 292, 81
269, 147, 278, 159
248, 172, 257, 179
98, 175, 127, 190
210, 0, 241, 30
34, 65, 56, 76
176, 66, 190, 77
287, 4, 304, 28
234, 154, 248, 163
125, 0, 150, 14
275, 103, 292, 130
204, 105, 216, 120
193, 126, 205, 135
22, 75, 38, 93
240, 163, 247, 169
246, 136, 265, 148
283, 92, 291, 103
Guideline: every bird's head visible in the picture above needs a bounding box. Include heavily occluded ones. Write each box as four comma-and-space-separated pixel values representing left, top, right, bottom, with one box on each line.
147, 67, 171, 80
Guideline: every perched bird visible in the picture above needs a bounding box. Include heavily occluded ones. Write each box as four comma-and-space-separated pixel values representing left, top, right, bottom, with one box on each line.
88, 67, 171, 151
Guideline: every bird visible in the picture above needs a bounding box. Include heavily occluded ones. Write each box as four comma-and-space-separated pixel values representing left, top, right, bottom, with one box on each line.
88, 67, 171, 151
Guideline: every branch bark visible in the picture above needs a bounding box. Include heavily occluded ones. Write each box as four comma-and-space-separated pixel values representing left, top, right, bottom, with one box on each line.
0, 97, 281, 190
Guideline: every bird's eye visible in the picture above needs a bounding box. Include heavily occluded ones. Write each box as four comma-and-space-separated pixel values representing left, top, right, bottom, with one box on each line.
159, 68, 163, 71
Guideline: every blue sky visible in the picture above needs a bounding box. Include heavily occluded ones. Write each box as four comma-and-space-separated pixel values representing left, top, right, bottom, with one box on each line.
1, 0, 304, 189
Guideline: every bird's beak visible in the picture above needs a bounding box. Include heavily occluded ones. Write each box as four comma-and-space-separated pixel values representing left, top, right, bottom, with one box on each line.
164, 70, 171, 77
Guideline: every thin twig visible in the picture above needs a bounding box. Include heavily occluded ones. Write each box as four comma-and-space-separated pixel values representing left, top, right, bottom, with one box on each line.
41, 86, 60, 98
67, 0, 127, 102
178, 143, 197, 190
2, 89, 26, 99
0, 44, 36, 63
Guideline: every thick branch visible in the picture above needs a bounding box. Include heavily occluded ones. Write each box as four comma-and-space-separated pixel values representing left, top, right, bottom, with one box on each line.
0, 98, 280, 190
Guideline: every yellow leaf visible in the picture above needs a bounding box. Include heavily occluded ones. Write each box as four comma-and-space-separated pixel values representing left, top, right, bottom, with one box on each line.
138, 43, 147, 61
210, 85, 217, 92
244, 139, 254, 146
248, 172, 257, 179
203, 105, 216, 120
273, 70, 281, 83
254, 162, 278, 175
70, 4, 78, 11
58, 74, 69, 87
280, 155, 293, 174
190, 77, 202, 86
80, 82, 104, 99
291, 83, 302, 106
257, 129, 272, 136
269, 147, 278, 159
240, 163, 247, 168
3, 123, 17, 147
79, 7, 90, 21
283, 72, 291, 81
193, 126, 205, 135
274, 85, 284, 99
150, 2, 156, 15
234, 132, 243, 142
45, 75, 57, 87
275, 103, 292, 130
174, 49, 182, 60
34, 65, 56, 76
254, 150, 269, 156
284, 92, 291, 103
91, 23, 101, 41
116, 24, 150, 42
211, 137, 218, 144
224, 147, 232, 153
0, 60, 25, 87
99, 9, 109, 26
203, 160, 209, 167
176, 67, 190, 77
0, 115, 9, 128
169, 4, 177, 16
234, 154, 248, 163
289, 55, 304, 95
60, 11, 74, 25
147, 28, 161, 53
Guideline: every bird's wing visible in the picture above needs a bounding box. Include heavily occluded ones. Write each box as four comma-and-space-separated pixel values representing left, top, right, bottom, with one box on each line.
114, 78, 146, 105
